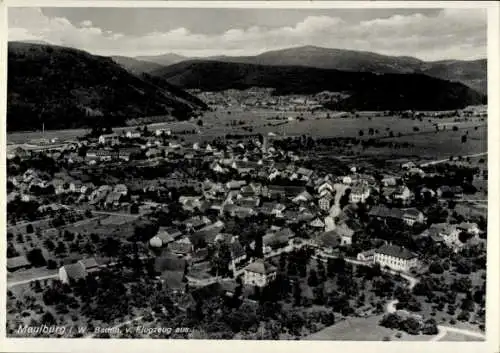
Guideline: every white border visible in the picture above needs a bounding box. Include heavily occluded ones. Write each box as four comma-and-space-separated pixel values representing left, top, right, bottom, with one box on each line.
0, 2, 499, 353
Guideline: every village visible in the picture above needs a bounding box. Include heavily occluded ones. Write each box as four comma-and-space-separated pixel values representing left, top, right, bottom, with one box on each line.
6, 120, 487, 340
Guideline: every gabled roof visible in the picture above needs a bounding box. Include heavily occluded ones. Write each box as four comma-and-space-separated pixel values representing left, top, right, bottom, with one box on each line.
62, 262, 87, 280
230, 240, 246, 259
317, 231, 341, 248
402, 208, 424, 218
310, 218, 325, 228
156, 230, 175, 244
375, 244, 417, 260
335, 223, 355, 238
244, 259, 277, 275
78, 258, 99, 270
368, 205, 403, 219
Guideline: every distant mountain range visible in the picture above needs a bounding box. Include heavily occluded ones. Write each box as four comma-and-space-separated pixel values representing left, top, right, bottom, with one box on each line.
135, 53, 190, 67
117, 46, 486, 94
152, 60, 486, 111
7, 42, 207, 131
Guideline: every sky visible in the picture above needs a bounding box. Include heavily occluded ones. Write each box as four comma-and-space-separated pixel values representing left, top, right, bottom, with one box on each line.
8, 7, 487, 61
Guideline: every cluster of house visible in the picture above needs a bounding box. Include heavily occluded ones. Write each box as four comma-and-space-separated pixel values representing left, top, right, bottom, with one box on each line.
7, 126, 485, 298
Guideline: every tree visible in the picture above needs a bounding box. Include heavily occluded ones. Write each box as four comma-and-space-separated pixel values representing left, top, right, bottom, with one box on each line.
210, 242, 232, 277
452, 126, 459, 131
130, 203, 139, 214
26, 224, 34, 234
40, 311, 56, 325
308, 269, 319, 287
27, 248, 46, 267
46, 259, 58, 270
422, 318, 438, 335
358, 129, 364, 137
197, 119, 204, 127
461, 134, 467, 143
429, 261, 444, 274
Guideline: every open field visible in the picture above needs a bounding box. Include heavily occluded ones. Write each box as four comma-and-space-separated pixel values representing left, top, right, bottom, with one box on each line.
7, 121, 199, 145
305, 315, 434, 341
7, 107, 486, 147
384, 125, 487, 158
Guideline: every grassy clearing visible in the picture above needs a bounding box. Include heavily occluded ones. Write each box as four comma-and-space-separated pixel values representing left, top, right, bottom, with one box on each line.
305, 315, 434, 341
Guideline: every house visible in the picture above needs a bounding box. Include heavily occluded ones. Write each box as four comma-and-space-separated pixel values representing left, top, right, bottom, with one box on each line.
243, 259, 277, 288
170, 237, 195, 256
310, 230, 341, 253
52, 179, 67, 194
317, 180, 335, 195
402, 208, 426, 226
262, 228, 295, 254
98, 133, 119, 145
342, 176, 353, 185
155, 128, 171, 136
437, 185, 454, 198
424, 223, 461, 248
293, 191, 313, 204
335, 222, 355, 246
105, 192, 122, 207
408, 167, 426, 177
126, 131, 141, 139
309, 218, 325, 229
357, 249, 376, 262
149, 228, 176, 247
382, 176, 398, 187
229, 237, 247, 270
368, 205, 404, 223
393, 186, 412, 204
318, 192, 333, 211
185, 216, 211, 231
7, 255, 31, 272
293, 167, 314, 181
450, 186, 464, 199
457, 222, 481, 236
59, 258, 99, 284
226, 180, 247, 190
113, 184, 128, 196
419, 187, 436, 198
349, 185, 370, 203
401, 161, 416, 170
79, 258, 100, 274
374, 244, 418, 272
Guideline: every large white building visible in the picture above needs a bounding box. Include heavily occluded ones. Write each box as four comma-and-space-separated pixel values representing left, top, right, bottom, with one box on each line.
374, 244, 418, 273
243, 259, 277, 288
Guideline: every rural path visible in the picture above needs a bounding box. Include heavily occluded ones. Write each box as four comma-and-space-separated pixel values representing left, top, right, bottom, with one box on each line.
419, 152, 487, 167
56, 204, 141, 219
7, 256, 150, 289
429, 326, 486, 342
385, 290, 485, 341
7, 274, 59, 288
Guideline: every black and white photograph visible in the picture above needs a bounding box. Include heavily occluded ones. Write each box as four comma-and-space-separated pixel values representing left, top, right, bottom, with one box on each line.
2, 1, 499, 349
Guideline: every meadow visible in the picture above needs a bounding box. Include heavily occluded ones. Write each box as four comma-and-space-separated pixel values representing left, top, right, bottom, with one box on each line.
7, 108, 487, 161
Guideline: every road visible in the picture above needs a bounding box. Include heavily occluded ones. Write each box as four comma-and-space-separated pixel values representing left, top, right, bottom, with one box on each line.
385, 295, 485, 341
7, 256, 150, 289
7, 274, 59, 288
57, 204, 141, 218
419, 152, 487, 167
